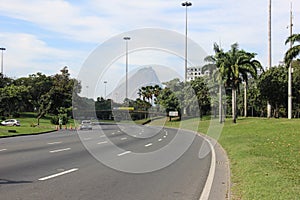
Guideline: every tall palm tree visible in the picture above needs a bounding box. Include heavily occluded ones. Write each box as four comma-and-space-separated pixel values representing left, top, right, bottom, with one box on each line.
216, 43, 262, 123
203, 43, 226, 123
285, 33, 300, 65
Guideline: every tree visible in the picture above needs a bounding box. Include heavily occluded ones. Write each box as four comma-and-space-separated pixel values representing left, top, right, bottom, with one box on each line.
213, 43, 262, 123
0, 84, 30, 116
285, 33, 300, 66
258, 66, 287, 118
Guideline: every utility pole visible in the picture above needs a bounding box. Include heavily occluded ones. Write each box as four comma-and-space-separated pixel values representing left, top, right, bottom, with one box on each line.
288, 2, 293, 119
267, 0, 272, 118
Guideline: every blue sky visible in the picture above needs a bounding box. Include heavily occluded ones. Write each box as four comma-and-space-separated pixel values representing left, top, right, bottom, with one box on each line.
0, 0, 299, 97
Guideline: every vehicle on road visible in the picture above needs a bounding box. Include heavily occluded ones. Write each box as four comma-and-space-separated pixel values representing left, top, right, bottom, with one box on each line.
79, 120, 92, 130
1, 119, 21, 126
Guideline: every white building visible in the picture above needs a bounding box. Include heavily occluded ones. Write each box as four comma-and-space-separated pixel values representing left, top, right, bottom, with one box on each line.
187, 66, 209, 81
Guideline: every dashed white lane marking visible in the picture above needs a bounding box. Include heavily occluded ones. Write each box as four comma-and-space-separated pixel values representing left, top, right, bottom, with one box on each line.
98, 141, 108, 144
38, 168, 78, 181
83, 138, 92, 141
99, 135, 106, 138
145, 143, 153, 147
158, 139, 162, 142
49, 148, 71, 153
121, 137, 127, 140
163, 135, 167, 138
0, 149, 7, 152
117, 131, 121, 133
117, 151, 131, 156
47, 141, 62, 145
111, 132, 115, 135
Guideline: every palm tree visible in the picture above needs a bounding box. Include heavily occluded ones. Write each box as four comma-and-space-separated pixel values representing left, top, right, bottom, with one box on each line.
216, 43, 262, 123
285, 33, 300, 65
203, 44, 225, 123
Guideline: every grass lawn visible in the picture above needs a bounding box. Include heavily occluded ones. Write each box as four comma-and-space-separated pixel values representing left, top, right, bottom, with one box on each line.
0, 113, 74, 137
150, 117, 300, 200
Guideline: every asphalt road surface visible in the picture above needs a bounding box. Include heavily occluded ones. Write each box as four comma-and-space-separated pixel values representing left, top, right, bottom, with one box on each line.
0, 123, 213, 200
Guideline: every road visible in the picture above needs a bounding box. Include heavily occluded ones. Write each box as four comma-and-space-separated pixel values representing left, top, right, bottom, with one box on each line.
0, 123, 213, 200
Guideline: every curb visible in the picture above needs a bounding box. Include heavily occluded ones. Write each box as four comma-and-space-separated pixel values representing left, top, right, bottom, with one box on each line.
0, 129, 57, 139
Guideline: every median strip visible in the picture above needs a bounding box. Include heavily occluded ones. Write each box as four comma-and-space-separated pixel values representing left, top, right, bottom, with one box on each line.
38, 168, 78, 181
49, 148, 71, 153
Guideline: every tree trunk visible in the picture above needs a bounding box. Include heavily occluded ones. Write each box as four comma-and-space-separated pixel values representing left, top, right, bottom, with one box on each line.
244, 82, 247, 117
219, 84, 223, 123
232, 88, 237, 123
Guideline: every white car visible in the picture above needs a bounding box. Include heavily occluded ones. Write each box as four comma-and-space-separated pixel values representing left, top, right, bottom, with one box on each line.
79, 120, 92, 130
1, 119, 20, 126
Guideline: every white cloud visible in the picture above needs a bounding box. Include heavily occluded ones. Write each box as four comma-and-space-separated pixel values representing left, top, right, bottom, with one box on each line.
0, 0, 299, 80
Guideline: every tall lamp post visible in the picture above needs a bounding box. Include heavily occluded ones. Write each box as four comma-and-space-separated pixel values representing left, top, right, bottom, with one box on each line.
0, 47, 6, 77
181, 1, 192, 82
267, 0, 272, 118
104, 81, 107, 100
123, 37, 131, 100
288, 2, 293, 119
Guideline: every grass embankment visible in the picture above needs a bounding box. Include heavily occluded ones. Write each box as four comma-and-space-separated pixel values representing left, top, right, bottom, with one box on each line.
150, 117, 300, 200
0, 113, 74, 137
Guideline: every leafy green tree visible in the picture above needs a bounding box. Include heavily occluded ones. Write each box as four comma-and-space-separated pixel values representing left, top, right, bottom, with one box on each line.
0, 84, 29, 116
258, 66, 288, 118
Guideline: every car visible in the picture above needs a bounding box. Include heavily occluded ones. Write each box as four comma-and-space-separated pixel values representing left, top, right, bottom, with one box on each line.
79, 120, 92, 130
1, 119, 20, 126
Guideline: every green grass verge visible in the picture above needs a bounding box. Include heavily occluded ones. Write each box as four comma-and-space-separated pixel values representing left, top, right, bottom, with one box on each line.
149, 117, 300, 200
0, 113, 75, 137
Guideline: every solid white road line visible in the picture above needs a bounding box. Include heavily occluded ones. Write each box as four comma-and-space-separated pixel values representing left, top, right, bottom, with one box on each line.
158, 139, 162, 142
49, 148, 71, 153
199, 138, 216, 200
0, 149, 7, 152
117, 151, 131, 156
121, 137, 127, 140
47, 141, 62, 145
145, 143, 153, 147
97, 141, 108, 144
38, 168, 78, 181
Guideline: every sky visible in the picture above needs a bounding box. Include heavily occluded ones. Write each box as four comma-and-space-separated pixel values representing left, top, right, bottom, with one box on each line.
0, 0, 299, 98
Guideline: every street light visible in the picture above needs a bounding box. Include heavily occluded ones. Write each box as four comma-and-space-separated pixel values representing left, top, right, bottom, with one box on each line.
0, 47, 6, 77
288, 2, 293, 119
123, 37, 131, 100
104, 81, 107, 100
181, 1, 192, 82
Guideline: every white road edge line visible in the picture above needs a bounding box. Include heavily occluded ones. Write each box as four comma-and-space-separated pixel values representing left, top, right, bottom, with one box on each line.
38, 168, 78, 181
0, 149, 7, 152
49, 148, 71, 153
98, 141, 108, 144
145, 143, 152, 147
117, 151, 131, 156
47, 142, 62, 145
199, 137, 216, 200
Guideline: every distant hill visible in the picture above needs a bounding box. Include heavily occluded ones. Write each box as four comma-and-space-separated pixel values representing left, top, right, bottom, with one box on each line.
108, 66, 163, 103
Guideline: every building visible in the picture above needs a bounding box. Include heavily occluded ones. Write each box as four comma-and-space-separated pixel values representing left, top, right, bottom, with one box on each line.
187, 66, 209, 81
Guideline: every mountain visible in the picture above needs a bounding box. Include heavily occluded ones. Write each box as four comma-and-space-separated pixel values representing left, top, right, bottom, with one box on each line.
108, 66, 162, 103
